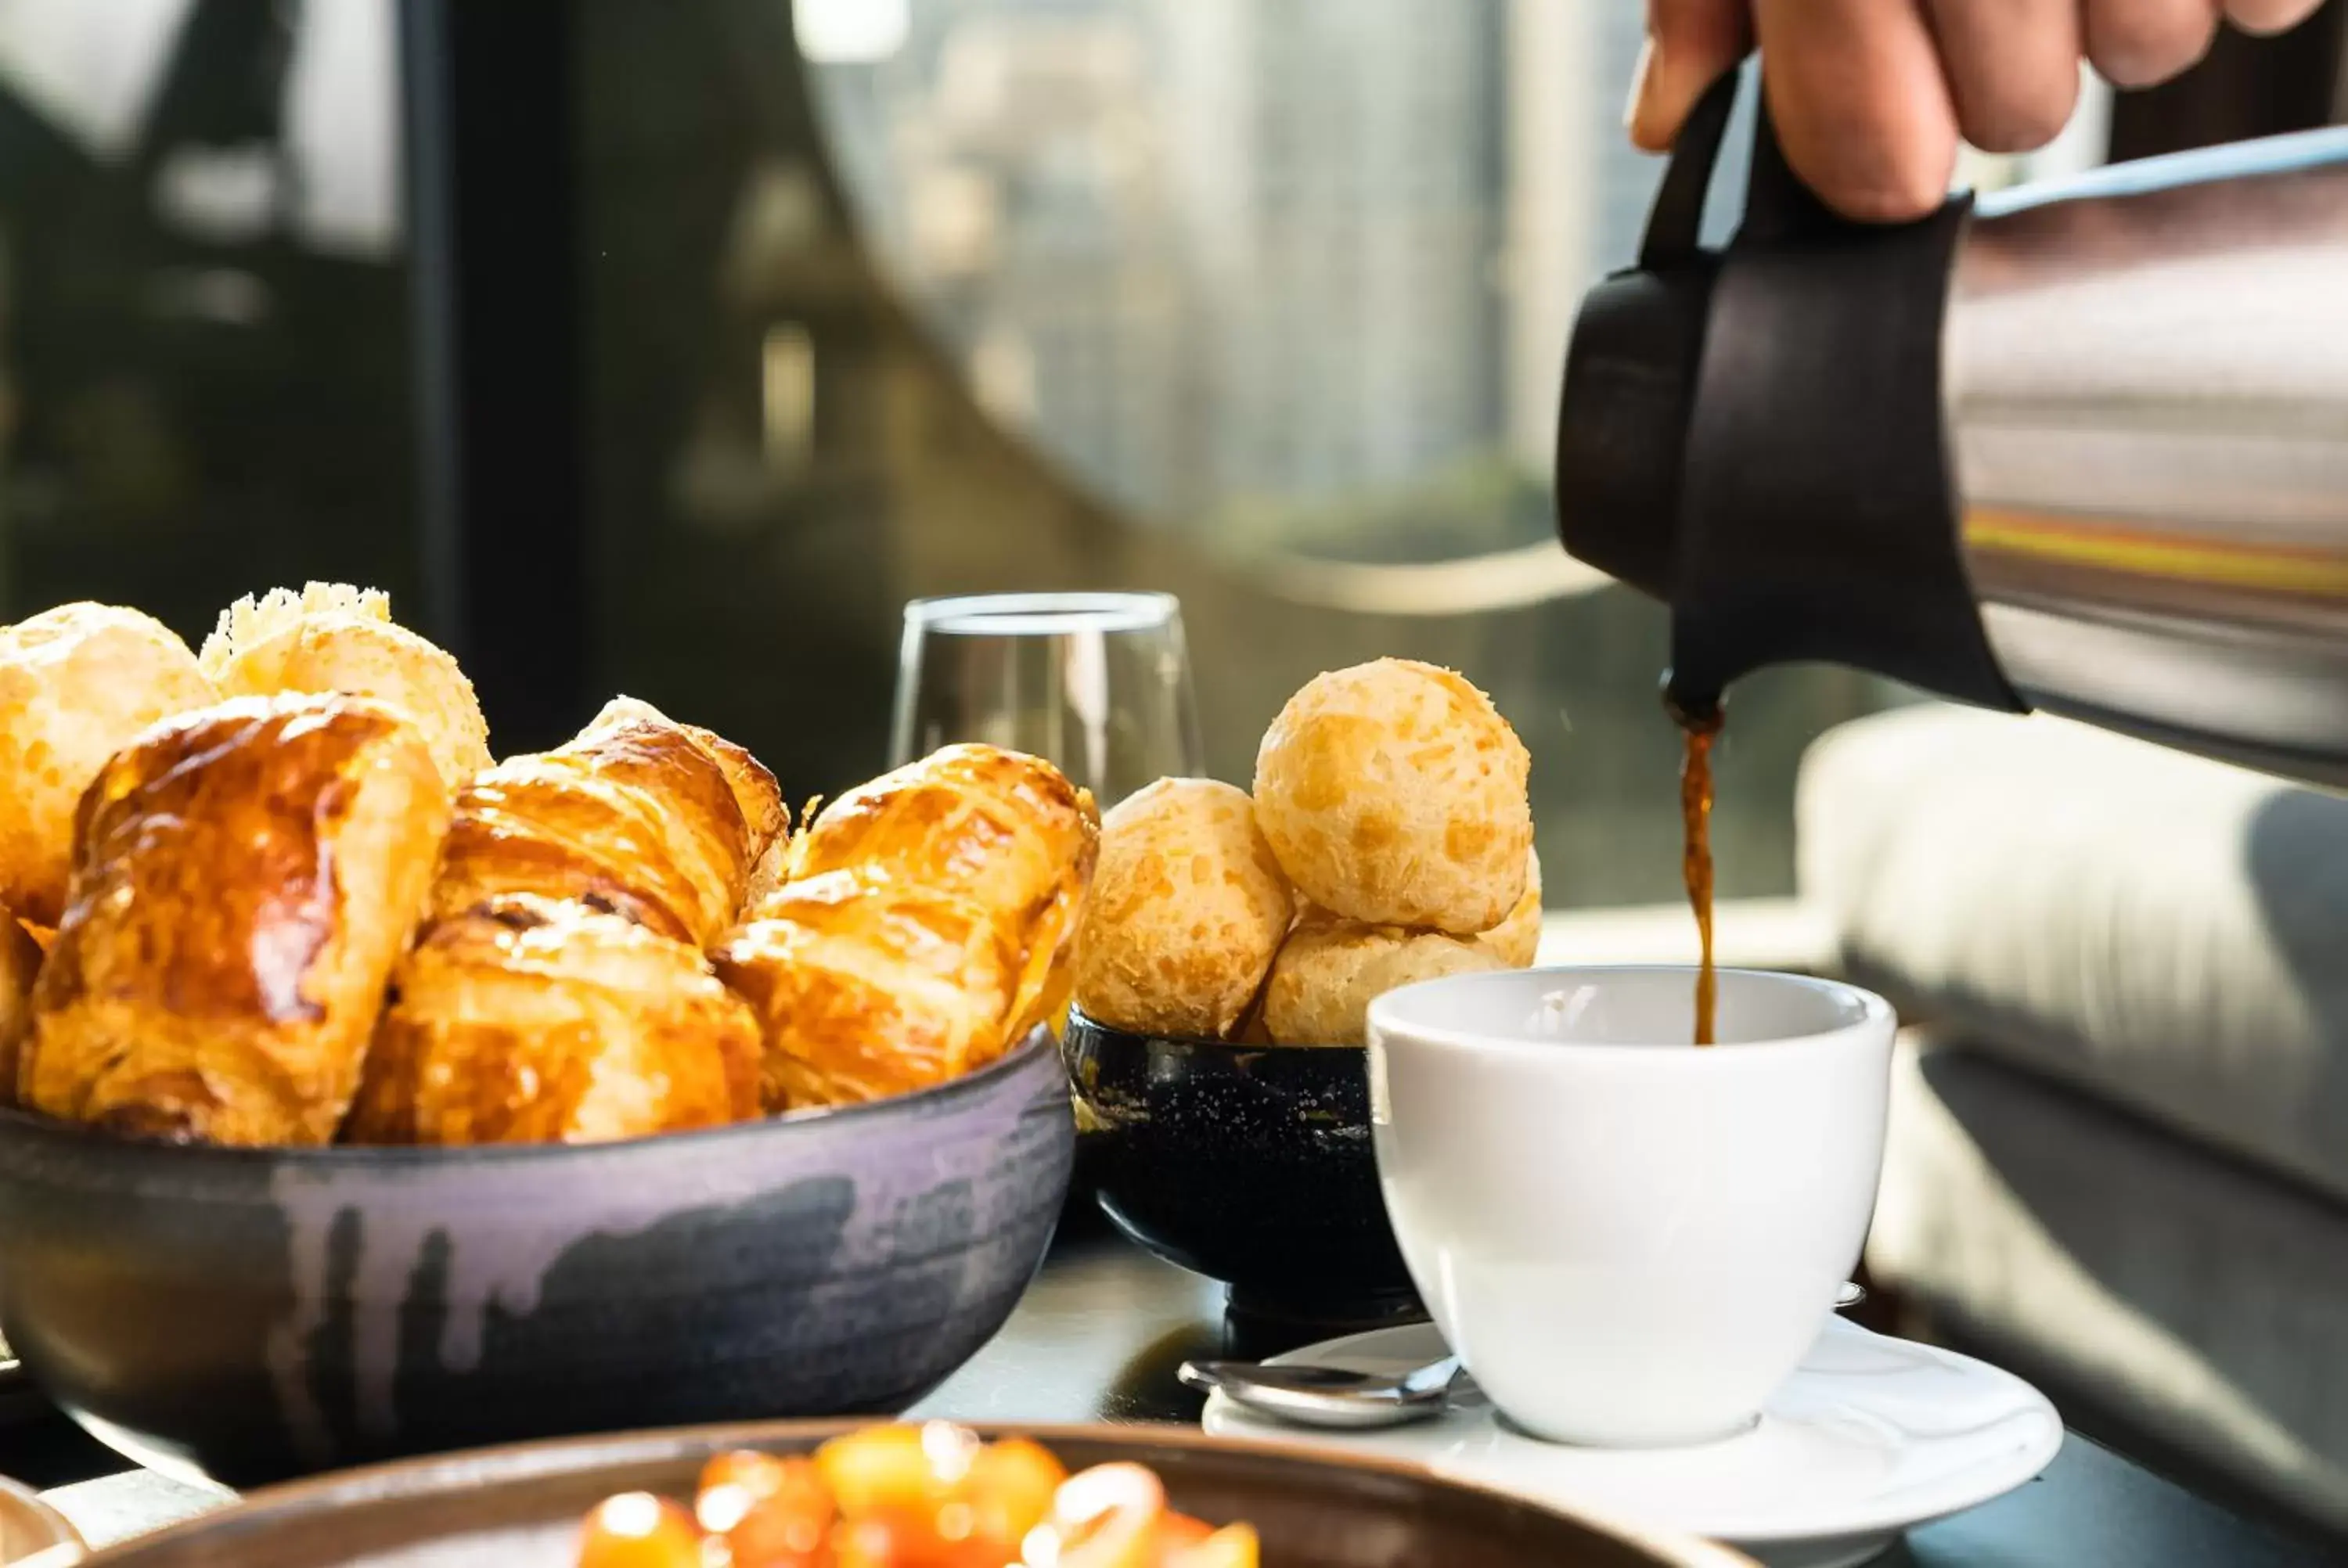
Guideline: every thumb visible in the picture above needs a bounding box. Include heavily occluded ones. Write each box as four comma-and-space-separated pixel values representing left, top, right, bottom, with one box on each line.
1628, 0, 1754, 153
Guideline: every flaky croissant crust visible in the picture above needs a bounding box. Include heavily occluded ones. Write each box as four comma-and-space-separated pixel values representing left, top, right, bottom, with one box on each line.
430, 702, 762, 946
22, 694, 451, 1145
718, 744, 1099, 1112
787, 743, 1098, 1044
351, 893, 761, 1145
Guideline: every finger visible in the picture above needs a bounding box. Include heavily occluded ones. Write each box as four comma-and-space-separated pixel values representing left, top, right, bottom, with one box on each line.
1926, 0, 2082, 153
2084, 0, 2221, 88
1754, 0, 1960, 222
1628, 0, 1754, 153
2223, 0, 2327, 34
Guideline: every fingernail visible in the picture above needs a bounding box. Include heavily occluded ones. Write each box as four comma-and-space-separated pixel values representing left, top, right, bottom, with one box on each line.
1625, 35, 1665, 147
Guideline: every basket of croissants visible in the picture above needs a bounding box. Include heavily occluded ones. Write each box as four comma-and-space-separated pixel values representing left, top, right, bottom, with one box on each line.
0, 584, 1104, 1482
0, 585, 1099, 1149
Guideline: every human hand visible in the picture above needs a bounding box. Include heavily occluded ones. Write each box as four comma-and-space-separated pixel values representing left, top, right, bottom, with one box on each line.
1626, 0, 2328, 221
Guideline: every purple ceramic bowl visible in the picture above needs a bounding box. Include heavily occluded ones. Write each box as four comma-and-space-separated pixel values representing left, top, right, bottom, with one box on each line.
0, 1029, 1071, 1488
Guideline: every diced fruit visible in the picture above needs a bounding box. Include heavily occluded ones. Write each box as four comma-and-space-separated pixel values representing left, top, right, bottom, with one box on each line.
701, 1449, 795, 1511
721, 1458, 839, 1568
817, 1424, 980, 1513
1151, 1513, 1210, 1565
833, 1504, 1007, 1568
1033, 1464, 1165, 1568
959, 1437, 1068, 1545
578, 1493, 704, 1568
581, 1434, 1252, 1568
1166, 1523, 1257, 1568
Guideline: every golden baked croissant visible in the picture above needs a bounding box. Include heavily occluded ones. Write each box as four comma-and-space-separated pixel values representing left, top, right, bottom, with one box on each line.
786, 743, 1097, 1041
21, 694, 452, 1145
0, 603, 219, 926
589, 698, 788, 865
0, 919, 39, 1107
201, 583, 492, 790
430, 697, 780, 944
711, 869, 1017, 1109
348, 894, 761, 1145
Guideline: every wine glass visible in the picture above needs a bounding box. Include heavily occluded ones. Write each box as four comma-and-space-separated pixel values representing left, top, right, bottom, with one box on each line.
893, 592, 1201, 1225
889, 592, 1204, 804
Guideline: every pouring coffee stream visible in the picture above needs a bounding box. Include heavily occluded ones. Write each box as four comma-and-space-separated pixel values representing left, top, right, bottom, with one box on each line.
1557, 76, 2348, 800
1673, 693, 1723, 1047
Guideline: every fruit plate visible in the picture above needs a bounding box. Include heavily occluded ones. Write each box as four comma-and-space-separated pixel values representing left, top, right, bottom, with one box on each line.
74, 1420, 1748, 1567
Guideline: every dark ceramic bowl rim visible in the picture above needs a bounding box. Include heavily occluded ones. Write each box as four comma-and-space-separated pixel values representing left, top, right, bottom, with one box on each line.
0, 1025, 1058, 1170
1065, 1004, 1361, 1056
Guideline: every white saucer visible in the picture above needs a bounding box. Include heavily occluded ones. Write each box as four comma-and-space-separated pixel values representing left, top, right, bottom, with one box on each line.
1201, 1317, 2062, 1568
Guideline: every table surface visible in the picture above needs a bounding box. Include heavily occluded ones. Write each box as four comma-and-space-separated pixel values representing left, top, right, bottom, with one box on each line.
9, 1227, 2335, 1566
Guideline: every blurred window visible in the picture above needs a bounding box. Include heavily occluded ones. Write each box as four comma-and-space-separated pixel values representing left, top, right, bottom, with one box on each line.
0, 0, 416, 637
795, 0, 2116, 906
0, 0, 2148, 914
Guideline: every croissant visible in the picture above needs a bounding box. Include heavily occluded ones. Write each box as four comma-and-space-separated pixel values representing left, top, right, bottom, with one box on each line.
0, 603, 219, 926
786, 743, 1098, 1041
711, 869, 1017, 1109
21, 695, 452, 1145
429, 697, 778, 944
348, 894, 761, 1145
0, 919, 39, 1106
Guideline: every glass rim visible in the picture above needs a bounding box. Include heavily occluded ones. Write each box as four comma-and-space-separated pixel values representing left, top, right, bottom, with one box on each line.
902, 591, 1183, 635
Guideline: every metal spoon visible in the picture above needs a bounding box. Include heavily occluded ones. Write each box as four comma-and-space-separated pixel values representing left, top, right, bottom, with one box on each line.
1179, 1352, 1464, 1429
1180, 1282, 1868, 1431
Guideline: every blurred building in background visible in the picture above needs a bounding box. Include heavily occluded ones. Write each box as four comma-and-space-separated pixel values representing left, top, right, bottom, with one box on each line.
807, 0, 1658, 547
0, 0, 2149, 908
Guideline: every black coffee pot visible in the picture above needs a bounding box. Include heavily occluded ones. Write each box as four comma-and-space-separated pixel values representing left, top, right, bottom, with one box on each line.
1555, 74, 2348, 782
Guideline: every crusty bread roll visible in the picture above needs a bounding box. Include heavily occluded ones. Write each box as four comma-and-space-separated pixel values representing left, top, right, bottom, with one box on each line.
0, 604, 218, 926
1475, 845, 1543, 969
430, 698, 760, 945
1072, 779, 1292, 1040
713, 869, 1018, 1109
1253, 658, 1531, 934
1260, 914, 1505, 1047
0, 918, 39, 1106
789, 743, 1098, 1042
22, 695, 452, 1145
348, 894, 761, 1145
203, 584, 491, 790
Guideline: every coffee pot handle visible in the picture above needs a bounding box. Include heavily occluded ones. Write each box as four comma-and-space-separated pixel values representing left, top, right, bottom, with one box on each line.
1640, 67, 1856, 268
1637, 71, 1739, 269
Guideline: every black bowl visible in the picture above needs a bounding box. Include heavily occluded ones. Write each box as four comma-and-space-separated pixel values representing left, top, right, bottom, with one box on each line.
0, 1030, 1072, 1488
1062, 1007, 1420, 1331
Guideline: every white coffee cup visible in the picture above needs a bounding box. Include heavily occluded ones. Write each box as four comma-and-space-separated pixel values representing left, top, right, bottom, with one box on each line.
1367, 965, 1894, 1448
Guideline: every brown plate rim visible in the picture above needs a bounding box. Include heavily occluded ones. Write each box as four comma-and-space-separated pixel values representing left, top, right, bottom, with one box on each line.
81, 1419, 1753, 1567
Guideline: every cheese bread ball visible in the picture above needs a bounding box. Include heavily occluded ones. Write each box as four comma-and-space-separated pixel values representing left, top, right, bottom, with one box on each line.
204, 584, 491, 789
0, 603, 218, 925
1475, 845, 1543, 968
1253, 659, 1531, 933
1073, 778, 1294, 1040
1261, 915, 1504, 1047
